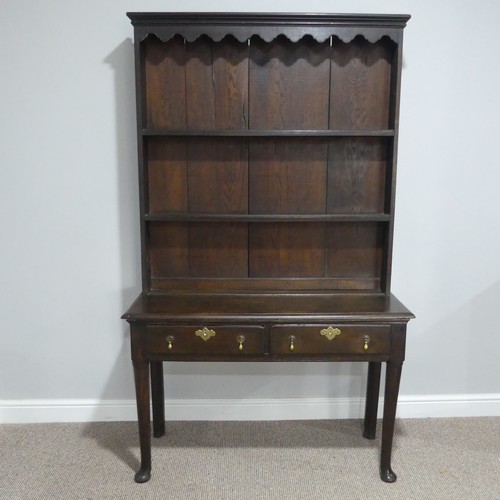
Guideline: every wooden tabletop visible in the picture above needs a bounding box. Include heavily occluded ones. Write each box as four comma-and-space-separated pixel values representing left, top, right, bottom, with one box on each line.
123, 292, 414, 323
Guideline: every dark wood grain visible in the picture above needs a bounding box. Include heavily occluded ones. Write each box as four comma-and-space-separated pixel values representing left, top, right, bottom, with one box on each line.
247, 138, 327, 281
144, 35, 186, 129
249, 223, 325, 277
327, 138, 387, 214
326, 222, 384, 283
149, 277, 382, 293
189, 222, 248, 278
249, 138, 327, 214
149, 222, 249, 280
185, 36, 248, 130
128, 13, 410, 46
145, 213, 390, 222
380, 360, 403, 482
123, 292, 414, 322
380, 323, 406, 481
147, 138, 188, 213
249, 36, 330, 129
130, 326, 151, 483
363, 361, 382, 439
143, 129, 395, 137
150, 361, 165, 437
187, 138, 248, 214
148, 222, 189, 278
330, 38, 393, 129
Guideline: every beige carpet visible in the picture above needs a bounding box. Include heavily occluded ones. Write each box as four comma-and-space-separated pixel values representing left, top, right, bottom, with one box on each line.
1, 418, 499, 499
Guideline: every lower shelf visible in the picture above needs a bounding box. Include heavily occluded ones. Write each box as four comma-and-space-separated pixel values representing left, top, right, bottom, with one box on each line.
148, 221, 386, 290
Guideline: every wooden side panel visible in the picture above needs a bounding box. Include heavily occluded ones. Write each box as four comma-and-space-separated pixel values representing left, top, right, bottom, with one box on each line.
327, 138, 387, 214
185, 37, 249, 130
326, 222, 384, 279
249, 223, 325, 278
249, 37, 330, 129
188, 139, 248, 214
144, 36, 186, 129
249, 139, 327, 214
330, 38, 393, 129
148, 138, 188, 213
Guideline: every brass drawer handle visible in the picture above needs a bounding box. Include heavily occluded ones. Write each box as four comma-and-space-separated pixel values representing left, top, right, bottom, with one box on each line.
166, 335, 174, 351
195, 327, 216, 341
320, 326, 341, 341
236, 335, 245, 351
363, 335, 370, 351
289, 335, 296, 352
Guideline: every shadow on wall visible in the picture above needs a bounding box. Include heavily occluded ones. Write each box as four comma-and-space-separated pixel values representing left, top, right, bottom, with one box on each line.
104, 38, 141, 309
98, 39, 140, 403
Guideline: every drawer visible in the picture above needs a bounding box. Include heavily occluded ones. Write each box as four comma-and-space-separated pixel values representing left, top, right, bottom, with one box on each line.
146, 325, 266, 355
270, 325, 390, 355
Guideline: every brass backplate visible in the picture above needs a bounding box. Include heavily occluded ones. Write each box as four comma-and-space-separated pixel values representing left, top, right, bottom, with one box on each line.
195, 327, 216, 341
320, 326, 341, 341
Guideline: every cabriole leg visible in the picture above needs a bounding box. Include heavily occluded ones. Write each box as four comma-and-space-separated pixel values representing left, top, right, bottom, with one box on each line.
133, 357, 151, 483
380, 361, 403, 483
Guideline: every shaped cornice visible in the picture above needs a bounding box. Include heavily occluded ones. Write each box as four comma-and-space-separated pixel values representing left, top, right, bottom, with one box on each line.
127, 13, 410, 45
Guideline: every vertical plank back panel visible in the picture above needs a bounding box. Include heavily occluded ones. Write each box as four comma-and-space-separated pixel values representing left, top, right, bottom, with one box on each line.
150, 222, 249, 279
149, 222, 189, 278
326, 222, 384, 279
189, 223, 248, 277
249, 223, 325, 277
186, 37, 249, 130
188, 139, 248, 214
249, 36, 330, 129
249, 138, 327, 214
144, 36, 186, 129
148, 138, 188, 213
141, 27, 400, 291
330, 38, 393, 130
327, 138, 387, 214
248, 38, 330, 280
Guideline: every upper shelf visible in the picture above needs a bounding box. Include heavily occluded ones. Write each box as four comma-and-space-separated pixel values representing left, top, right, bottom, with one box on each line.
144, 213, 392, 222
143, 129, 395, 138
127, 12, 410, 44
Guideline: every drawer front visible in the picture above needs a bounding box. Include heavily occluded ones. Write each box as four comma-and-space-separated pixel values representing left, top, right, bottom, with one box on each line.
147, 325, 266, 355
270, 325, 390, 355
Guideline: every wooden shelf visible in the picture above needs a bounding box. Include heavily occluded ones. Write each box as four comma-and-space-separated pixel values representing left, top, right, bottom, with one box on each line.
142, 129, 395, 138
144, 213, 391, 222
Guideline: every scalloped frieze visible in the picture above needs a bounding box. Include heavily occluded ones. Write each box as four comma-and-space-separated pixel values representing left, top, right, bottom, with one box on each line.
137, 29, 400, 44
135, 26, 401, 45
